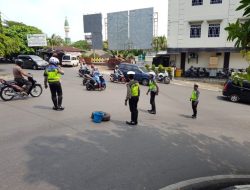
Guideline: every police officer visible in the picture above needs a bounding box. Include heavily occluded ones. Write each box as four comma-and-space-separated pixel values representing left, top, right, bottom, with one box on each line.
146, 71, 159, 114
125, 71, 140, 125
44, 53, 65, 111
190, 83, 200, 118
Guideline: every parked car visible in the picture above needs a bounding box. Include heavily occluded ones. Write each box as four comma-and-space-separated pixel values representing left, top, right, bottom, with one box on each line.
118, 63, 150, 85
0, 57, 14, 63
62, 54, 79, 67
17, 55, 48, 70
222, 80, 250, 103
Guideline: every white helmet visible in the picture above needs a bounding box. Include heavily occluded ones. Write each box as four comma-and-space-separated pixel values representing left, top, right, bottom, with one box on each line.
49, 57, 60, 65
148, 71, 156, 76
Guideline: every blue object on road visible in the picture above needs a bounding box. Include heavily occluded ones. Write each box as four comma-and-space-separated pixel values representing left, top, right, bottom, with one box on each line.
93, 111, 104, 123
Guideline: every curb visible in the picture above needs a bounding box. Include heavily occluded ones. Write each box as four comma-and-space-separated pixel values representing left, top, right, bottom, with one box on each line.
171, 81, 223, 92
160, 175, 250, 190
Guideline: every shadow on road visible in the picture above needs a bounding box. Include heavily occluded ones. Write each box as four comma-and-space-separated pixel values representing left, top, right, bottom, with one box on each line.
24, 125, 250, 190
179, 114, 193, 119
138, 108, 149, 113
33, 105, 52, 110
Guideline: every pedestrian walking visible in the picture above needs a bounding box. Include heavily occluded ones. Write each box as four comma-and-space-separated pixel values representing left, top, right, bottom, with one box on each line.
125, 71, 140, 125
44, 53, 65, 111
146, 71, 159, 114
190, 83, 200, 118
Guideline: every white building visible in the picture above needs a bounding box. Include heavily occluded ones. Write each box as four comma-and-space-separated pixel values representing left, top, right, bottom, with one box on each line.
167, 0, 248, 72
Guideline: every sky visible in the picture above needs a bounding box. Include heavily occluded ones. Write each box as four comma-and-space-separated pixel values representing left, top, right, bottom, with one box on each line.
0, 0, 168, 42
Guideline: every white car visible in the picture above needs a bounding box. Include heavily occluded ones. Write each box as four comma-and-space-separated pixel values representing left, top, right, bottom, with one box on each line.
61, 54, 79, 67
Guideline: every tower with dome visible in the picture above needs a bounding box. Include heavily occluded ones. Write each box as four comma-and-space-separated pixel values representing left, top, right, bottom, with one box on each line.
64, 17, 71, 44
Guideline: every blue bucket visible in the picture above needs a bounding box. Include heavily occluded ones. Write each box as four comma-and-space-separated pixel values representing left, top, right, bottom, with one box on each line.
93, 111, 104, 123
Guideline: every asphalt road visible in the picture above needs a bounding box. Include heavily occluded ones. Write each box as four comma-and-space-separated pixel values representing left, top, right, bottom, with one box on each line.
0, 64, 250, 190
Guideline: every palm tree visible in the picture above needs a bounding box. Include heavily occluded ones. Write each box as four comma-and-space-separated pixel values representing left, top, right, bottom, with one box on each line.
225, 20, 250, 49
47, 34, 64, 49
152, 36, 167, 52
236, 0, 250, 17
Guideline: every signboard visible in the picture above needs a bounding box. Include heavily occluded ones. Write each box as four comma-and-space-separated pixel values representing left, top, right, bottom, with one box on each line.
27, 34, 47, 47
107, 11, 129, 50
129, 8, 153, 49
83, 14, 102, 33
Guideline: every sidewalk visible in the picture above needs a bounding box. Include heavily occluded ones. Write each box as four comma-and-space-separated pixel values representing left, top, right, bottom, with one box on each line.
172, 78, 224, 91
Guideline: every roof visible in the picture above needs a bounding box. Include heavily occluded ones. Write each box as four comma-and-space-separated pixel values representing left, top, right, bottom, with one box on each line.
49, 46, 84, 53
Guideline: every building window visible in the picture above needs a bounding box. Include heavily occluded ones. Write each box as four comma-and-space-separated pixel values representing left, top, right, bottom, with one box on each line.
210, 0, 222, 4
190, 25, 201, 38
192, 0, 203, 6
208, 24, 220, 37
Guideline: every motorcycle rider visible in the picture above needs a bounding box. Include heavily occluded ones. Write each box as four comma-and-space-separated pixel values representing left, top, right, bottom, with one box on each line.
146, 71, 159, 114
90, 64, 96, 76
125, 71, 140, 125
114, 65, 123, 81
44, 53, 65, 111
93, 68, 101, 90
13, 59, 32, 95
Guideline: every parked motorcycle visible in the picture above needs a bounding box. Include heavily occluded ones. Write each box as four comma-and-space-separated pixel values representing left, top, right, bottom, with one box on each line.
216, 69, 229, 79
184, 66, 197, 78
110, 73, 126, 83
86, 75, 106, 91
0, 75, 42, 101
197, 67, 210, 78
156, 71, 170, 84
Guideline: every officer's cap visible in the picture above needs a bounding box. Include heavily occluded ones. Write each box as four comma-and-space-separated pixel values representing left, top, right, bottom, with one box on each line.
127, 71, 135, 75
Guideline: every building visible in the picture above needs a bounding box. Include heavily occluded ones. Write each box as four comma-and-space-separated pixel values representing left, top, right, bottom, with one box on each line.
64, 17, 71, 44
167, 0, 248, 72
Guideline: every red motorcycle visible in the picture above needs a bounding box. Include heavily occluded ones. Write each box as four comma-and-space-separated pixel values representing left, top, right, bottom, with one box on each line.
0, 76, 42, 101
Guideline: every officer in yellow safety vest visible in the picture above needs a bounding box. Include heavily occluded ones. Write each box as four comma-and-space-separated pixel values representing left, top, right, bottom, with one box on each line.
125, 71, 140, 125
146, 71, 159, 114
44, 53, 65, 111
190, 83, 200, 119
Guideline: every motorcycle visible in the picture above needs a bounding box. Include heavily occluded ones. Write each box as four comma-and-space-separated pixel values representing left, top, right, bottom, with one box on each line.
156, 71, 170, 84
86, 74, 106, 91
110, 73, 126, 83
82, 73, 93, 86
78, 67, 90, 77
184, 66, 197, 78
0, 75, 43, 101
216, 69, 229, 79
197, 67, 210, 78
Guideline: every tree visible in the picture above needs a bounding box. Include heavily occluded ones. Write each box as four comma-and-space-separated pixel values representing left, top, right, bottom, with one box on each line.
152, 36, 167, 52
4, 21, 43, 55
103, 40, 108, 51
225, 20, 250, 49
225, 0, 250, 83
71, 40, 90, 50
47, 34, 64, 48
236, 0, 250, 17
0, 33, 20, 57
